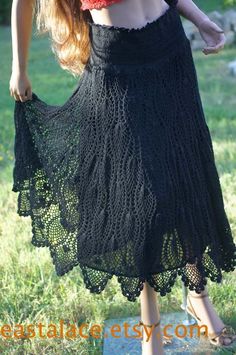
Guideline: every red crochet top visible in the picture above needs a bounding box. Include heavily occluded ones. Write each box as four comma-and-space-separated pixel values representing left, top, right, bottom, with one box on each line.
80, 0, 176, 11
80, 0, 124, 11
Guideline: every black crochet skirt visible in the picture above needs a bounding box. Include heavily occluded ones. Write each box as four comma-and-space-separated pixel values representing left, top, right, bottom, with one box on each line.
12, 3, 236, 302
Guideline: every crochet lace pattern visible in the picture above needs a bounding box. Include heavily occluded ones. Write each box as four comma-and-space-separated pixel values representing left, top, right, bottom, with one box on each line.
12, 4, 236, 302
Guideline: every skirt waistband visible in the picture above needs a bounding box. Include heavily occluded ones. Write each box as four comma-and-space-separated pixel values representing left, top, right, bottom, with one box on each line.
86, 5, 189, 68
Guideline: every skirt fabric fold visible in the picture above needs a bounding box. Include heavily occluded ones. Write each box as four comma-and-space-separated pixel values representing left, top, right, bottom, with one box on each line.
12, 3, 236, 301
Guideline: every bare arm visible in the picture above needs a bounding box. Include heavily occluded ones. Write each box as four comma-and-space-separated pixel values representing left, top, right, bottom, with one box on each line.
176, 0, 209, 27
10, 0, 35, 102
176, 0, 225, 55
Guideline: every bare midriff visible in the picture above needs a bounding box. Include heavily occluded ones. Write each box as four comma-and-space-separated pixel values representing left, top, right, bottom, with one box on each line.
88, 0, 170, 30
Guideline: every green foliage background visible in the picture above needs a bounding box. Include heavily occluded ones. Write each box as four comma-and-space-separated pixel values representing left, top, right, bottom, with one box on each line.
0, 0, 11, 25
1, 0, 236, 25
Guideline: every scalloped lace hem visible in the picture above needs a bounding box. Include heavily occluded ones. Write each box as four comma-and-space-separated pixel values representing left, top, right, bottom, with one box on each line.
31, 237, 236, 302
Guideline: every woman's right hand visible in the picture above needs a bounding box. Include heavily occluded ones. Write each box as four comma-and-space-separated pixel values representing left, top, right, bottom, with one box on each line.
9, 70, 32, 102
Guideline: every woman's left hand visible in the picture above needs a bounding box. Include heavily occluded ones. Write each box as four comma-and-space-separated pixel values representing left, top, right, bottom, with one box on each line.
197, 18, 226, 55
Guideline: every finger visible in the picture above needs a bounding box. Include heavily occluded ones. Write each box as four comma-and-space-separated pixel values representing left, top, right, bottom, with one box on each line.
26, 87, 32, 100
203, 47, 218, 54
202, 45, 219, 55
205, 35, 225, 49
202, 47, 218, 55
13, 93, 20, 101
202, 39, 225, 54
9, 88, 16, 98
207, 43, 224, 53
214, 43, 224, 53
18, 91, 28, 102
202, 45, 216, 54
215, 38, 225, 49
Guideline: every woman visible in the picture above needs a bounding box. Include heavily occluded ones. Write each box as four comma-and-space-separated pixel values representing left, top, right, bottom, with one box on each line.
10, 0, 236, 353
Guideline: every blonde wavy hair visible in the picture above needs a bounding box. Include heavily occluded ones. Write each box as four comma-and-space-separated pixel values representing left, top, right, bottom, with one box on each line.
34, 0, 92, 76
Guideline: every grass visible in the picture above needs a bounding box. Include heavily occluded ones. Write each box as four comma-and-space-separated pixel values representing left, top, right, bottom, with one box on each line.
1, 5, 236, 354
